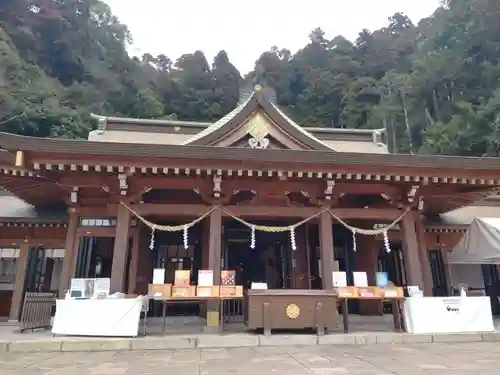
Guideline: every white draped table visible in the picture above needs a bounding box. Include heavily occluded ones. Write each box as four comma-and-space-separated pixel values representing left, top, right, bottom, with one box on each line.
52, 298, 144, 337
403, 296, 494, 334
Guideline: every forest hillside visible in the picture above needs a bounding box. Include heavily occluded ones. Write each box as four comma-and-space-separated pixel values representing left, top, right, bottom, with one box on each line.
1, 0, 500, 155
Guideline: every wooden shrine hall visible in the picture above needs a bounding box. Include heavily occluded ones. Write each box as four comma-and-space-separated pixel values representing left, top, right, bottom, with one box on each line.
1, 85, 500, 323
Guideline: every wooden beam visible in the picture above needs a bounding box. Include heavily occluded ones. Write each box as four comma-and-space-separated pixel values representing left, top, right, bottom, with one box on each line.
224, 179, 323, 194
333, 183, 400, 196
72, 206, 111, 216
59, 174, 116, 188
15, 151, 24, 167
124, 203, 402, 220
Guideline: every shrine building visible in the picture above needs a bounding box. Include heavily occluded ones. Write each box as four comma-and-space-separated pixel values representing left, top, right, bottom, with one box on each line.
1, 86, 500, 322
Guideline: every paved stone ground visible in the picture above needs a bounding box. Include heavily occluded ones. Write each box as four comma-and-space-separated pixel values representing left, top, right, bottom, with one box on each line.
1, 342, 499, 375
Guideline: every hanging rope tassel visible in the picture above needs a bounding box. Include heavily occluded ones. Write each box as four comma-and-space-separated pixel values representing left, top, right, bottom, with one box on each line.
352, 229, 357, 252
149, 227, 156, 250
383, 230, 391, 253
183, 225, 189, 249
290, 226, 297, 251
250, 225, 256, 249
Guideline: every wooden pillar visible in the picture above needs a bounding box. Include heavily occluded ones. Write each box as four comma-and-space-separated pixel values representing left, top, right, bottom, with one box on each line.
199, 218, 211, 318
69, 235, 81, 283
127, 231, 140, 294
401, 211, 424, 289
414, 212, 433, 296
135, 223, 151, 295
355, 235, 381, 315
201, 218, 210, 270
319, 211, 334, 289
59, 212, 78, 297
206, 207, 222, 328
110, 204, 131, 293
9, 241, 30, 321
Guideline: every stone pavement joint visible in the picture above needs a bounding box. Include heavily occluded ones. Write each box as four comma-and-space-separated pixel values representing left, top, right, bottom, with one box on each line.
0, 330, 495, 353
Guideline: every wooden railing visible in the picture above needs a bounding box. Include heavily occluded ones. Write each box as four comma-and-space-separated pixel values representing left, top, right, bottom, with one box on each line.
19, 292, 56, 332
222, 298, 244, 323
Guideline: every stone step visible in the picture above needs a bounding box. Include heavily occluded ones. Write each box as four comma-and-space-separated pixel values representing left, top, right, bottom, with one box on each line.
1, 331, 499, 353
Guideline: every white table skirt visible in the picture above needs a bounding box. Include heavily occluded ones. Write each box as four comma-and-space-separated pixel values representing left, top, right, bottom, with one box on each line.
52, 298, 143, 337
403, 296, 494, 334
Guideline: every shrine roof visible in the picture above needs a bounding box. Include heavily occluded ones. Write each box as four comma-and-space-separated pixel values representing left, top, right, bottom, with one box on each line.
89, 87, 388, 153
180, 90, 332, 149
429, 195, 500, 227
1, 131, 500, 172
0, 190, 67, 223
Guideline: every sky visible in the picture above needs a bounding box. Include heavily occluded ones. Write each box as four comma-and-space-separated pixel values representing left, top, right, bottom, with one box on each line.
104, 0, 442, 74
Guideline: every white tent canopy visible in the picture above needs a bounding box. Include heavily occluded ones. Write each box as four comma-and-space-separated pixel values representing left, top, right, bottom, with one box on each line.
449, 217, 500, 264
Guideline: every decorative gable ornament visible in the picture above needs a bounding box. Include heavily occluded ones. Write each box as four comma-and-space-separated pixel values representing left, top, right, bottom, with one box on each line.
248, 136, 270, 149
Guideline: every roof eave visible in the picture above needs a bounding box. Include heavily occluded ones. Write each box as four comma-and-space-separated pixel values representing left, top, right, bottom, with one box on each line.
90, 113, 210, 128
2, 132, 500, 171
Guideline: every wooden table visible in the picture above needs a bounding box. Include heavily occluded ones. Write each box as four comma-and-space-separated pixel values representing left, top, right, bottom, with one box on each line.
151, 296, 244, 334
338, 297, 404, 333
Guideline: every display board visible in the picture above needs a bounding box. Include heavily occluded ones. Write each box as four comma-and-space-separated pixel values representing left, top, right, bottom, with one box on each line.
375, 272, 389, 287
152, 269, 165, 285
353, 272, 368, 287
69, 278, 110, 299
332, 271, 347, 287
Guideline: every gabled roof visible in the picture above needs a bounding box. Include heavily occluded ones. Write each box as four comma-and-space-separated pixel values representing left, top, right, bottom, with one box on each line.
88, 90, 388, 153
181, 87, 333, 150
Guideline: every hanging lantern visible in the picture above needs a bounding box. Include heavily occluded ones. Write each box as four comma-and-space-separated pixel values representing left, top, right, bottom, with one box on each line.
290, 226, 297, 251
250, 225, 256, 249
149, 227, 156, 250
183, 225, 189, 249
383, 230, 391, 253
352, 228, 357, 252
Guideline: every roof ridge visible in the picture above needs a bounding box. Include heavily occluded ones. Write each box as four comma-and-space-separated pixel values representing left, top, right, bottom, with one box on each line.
181, 93, 256, 145
89, 113, 387, 138
182, 89, 334, 150
268, 101, 333, 150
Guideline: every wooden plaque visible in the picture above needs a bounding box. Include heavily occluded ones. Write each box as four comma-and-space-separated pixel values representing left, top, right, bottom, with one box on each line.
221, 270, 236, 286
196, 286, 219, 297
174, 270, 191, 286
220, 285, 243, 297
381, 286, 404, 298
172, 285, 195, 298
148, 283, 172, 297
334, 286, 359, 298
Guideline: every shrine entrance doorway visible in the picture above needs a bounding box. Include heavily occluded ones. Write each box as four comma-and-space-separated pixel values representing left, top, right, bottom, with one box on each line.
223, 220, 294, 290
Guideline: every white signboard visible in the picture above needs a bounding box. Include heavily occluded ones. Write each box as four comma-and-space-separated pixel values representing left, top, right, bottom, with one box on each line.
198, 270, 214, 287
332, 271, 347, 287
152, 268, 165, 284
353, 272, 368, 287
251, 282, 268, 290
403, 296, 494, 334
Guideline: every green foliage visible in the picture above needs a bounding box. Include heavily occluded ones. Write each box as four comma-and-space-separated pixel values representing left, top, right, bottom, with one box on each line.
1, 0, 500, 156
